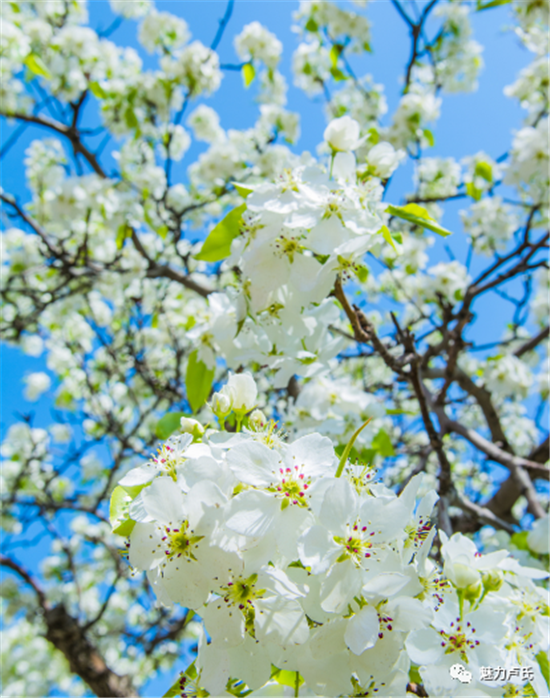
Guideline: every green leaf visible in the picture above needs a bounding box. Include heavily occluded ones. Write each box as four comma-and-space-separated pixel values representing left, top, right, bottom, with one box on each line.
116, 224, 132, 249
124, 106, 138, 129
379, 225, 397, 251
329, 44, 343, 68
536, 651, 550, 690
466, 182, 482, 201
423, 128, 435, 147
392, 231, 403, 245
477, 0, 511, 10
195, 203, 247, 262
386, 204, 452, 238
330, 66, 348, 82
304, 16, 318, 32
372, 428, 395, 457
474, 161, 493, 183
232, 182, 254, 198
24, 53, 51, 79
156, 412, 187, 440
386, 408, 415, 415
511, 530, 529, 551
186, 350, 215, 413
356, 265, 369, 283
109, 486, 136, 537
89, 81, 107, 99
367, 127, 379, 145
271, 667, 304, 690
242, 62, 255, 88
163, 662, 200, 698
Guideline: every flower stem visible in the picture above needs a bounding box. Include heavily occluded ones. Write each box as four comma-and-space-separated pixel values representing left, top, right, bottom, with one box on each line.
294, 672, 300, 698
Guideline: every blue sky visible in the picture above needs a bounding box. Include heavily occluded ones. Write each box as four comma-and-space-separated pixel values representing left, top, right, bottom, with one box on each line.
0, 1, 539, 695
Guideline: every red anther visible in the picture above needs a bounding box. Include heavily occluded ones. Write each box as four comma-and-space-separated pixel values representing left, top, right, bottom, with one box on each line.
387, 625, 392, 631
285, 492, 290, 497
378, 633, 384, 639
362, 526, 367, 531
299, 492, 304, 497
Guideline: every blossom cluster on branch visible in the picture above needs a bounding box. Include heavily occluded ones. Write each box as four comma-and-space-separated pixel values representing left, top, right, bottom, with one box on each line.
113, 374, 549, 698
0, 0, 548, 696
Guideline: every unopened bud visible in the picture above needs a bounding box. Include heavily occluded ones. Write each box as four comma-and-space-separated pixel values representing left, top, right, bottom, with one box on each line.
180, 417, 204, 440
211, 390, 232, 418
463, 579, 482, 603
482, 570, 503, 593
249, 409, 267, 430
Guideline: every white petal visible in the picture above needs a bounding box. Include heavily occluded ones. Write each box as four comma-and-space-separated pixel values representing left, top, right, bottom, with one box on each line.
129, 522, 163, 570
405, 628, 444, 666
119, 464, 157, 489
226, 441, 281, 487
225, 490, 279, 538
362, 573, 409, 598
258, 567, 305, 600
298, 524, 338, 574
200, 598, 245, 648
320, 559, 361, 613
141, 477, 185, 526
128, 491, 154, 523
344, 605, 380, 655
161, 557, 210, 610
228, 635, 272, 691
254, 596, 309, 645
286, 433, 335, 476
320, 479, 357, 533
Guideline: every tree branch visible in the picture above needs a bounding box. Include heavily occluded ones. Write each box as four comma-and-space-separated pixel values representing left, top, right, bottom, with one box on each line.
513, 325, 549, 357
1, 556, 138, 698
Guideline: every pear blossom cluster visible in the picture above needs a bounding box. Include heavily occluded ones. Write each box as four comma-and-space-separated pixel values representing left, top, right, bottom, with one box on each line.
1, 1, 549, 696
113, 374, 549, 697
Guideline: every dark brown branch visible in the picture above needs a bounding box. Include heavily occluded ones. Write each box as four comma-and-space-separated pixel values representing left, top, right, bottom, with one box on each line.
2, 112, 106, 177
513, 326, 550, 357
44, 604, 138, 698
422, 366, 510, 449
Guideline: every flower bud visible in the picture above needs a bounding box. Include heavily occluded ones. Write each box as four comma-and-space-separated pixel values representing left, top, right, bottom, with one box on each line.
366, 142, 404, 179
180, 417, 204, 440
249, 409, 267, 430
482, 570, 503, 593
226, 372, 257, 416
463, 579, 482, 603
211, 390, 232, 418
444, 561, 481, 589
324, 115, 361, 153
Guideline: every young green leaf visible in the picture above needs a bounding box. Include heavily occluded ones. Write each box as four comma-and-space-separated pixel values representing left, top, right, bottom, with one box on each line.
155, 411, 188, 440
536, 651, 550, 690
423, 128, 435, 147
242, 62, 255, 88
386, 204, 452, 238
109, 486, 136, 537
232, 182, 254, 198
195, 203, 247, 262
89, 81, 107, 99
466, 182, 482, 201
186, 350, 215, 413
474, 161, 493, 182
329, 44, 343, 68
24, 54, 52, 79
476, 0, 511, 10
372, 428, 395, 457
379, 225, 397, 251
